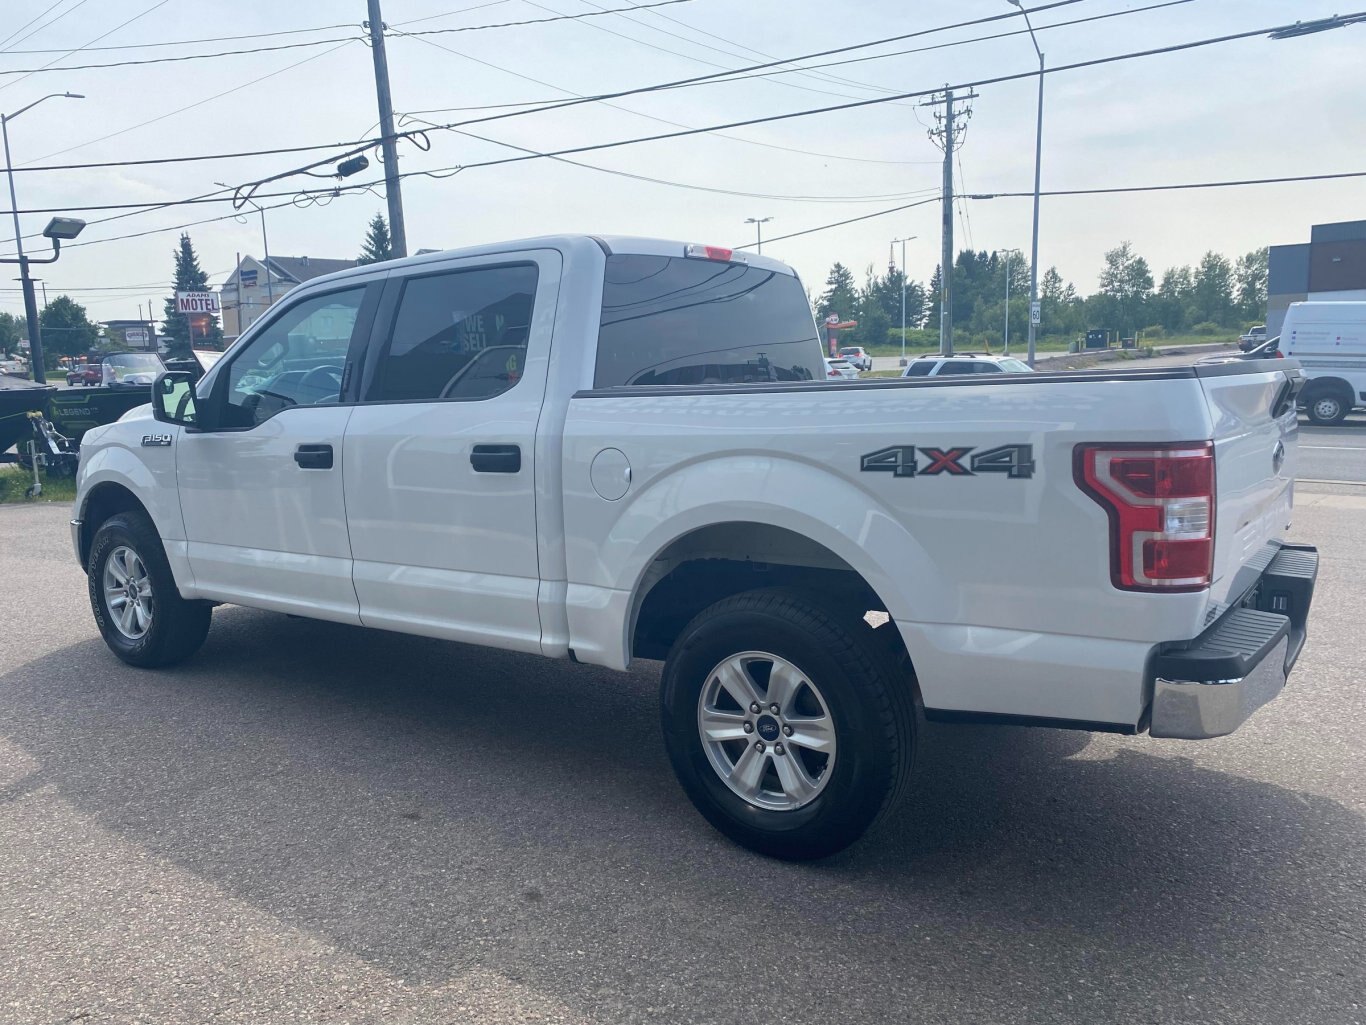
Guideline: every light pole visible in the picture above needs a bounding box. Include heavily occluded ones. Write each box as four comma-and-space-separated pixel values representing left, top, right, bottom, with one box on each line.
1008, 0, 1043, 367
3, 91, 84, 383
891, 235, 917, 365
745, 216, 773, 253
993, 248, 1021, 354
217, 182, 274, 333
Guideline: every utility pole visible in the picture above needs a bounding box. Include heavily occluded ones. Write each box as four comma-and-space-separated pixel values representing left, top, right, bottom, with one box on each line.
921, 85, 977, 356
365, 0, 408, 259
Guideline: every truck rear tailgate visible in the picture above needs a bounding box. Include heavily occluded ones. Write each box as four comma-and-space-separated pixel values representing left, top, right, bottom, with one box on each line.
1198, 362, 1302, 611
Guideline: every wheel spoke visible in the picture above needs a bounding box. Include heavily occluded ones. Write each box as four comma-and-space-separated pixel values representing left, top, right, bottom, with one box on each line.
107, 553, 129, 584
700, 706, 750, 743
118, 601, 138, 634
765, 660, 805, 715
727, 743, 767, 799
714, 660, 762, 710
786, 716, 835, 754
132, 602, 150, 632
772, 748, 819, 805
108, 594, 128, 610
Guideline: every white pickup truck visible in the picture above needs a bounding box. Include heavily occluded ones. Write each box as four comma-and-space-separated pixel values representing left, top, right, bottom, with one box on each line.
72, 236, 1318, 859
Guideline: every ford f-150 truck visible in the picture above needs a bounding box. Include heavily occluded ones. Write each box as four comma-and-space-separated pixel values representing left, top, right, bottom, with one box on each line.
71, 236, 1317, 859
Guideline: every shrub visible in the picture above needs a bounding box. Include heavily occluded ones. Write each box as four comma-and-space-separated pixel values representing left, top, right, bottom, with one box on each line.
1139, 324, 1165, 340
1190, 321, 1221, 336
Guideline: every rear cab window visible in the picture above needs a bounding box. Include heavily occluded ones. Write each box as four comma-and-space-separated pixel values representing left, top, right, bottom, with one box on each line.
595, 254, 823, 387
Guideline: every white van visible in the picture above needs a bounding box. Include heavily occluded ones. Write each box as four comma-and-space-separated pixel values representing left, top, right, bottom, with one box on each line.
1281, 301, 1366, 425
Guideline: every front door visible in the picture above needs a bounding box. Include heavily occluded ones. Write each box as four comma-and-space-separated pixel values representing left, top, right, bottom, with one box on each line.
342, 252, 560, 652
177, 283, 379, 622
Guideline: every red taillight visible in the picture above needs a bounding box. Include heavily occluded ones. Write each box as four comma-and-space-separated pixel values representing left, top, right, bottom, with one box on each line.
1075, 442, 1215, 591
684, 243, 743, 263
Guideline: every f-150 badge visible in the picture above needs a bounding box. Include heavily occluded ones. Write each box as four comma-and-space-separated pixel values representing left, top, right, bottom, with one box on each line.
860, 444, 1034, 479
141, 434, 173, 447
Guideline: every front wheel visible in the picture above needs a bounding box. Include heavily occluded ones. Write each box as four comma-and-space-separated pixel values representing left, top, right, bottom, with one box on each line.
1306, 393, 1348, 426
661, 588, 915, 860
88, 510, 212, 667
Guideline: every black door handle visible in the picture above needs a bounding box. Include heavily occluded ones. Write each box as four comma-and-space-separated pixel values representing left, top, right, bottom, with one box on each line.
294, 443, 333, 469
470, 443, 521, 473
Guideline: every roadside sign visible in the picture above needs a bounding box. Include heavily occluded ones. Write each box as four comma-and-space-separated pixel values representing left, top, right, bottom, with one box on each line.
125, 327, 148, 345
176, 291, 221, 314
1029, 301, 1041, 326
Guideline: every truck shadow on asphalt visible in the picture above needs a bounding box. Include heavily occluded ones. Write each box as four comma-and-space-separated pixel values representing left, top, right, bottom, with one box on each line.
3, 606, 1362, 1021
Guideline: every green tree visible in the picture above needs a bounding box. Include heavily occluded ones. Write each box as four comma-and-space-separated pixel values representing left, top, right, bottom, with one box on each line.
1234, 247, 1269, 322
161, 232, 223, 358
357, 212, 393, 265
1097, 241, 1154, 335
1155, 266, 1194, 332
817, 262, 858, 320
0, 310, 20, 356
39, 296, 100, 367
1190, 251, 1235, 326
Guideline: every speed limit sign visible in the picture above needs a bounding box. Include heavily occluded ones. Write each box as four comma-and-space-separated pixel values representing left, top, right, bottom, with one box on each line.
1029, 301, 1041, 326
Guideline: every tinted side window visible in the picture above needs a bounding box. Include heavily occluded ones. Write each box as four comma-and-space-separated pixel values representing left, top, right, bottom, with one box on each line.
222, 288, 366, 428
371, 264, 538, 402
596, 255, 822, 387
905, 362, 934, 376
936, 362, 978, 375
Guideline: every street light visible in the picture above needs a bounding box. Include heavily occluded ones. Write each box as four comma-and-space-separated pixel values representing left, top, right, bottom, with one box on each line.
992, 247, 1022, 355
1008, 0, 1044, 367
745, 216, 773, 253
891, 235, 917, 365
2, 91, 84, 383
216, 181, 275, 332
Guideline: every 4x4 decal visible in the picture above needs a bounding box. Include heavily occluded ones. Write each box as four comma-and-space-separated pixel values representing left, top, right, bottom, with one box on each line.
860, 444, 1035, 479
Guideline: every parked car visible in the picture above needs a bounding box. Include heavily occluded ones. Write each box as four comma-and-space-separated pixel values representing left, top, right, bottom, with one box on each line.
824, 357, 860, 380
100, 351, 166, 389
1238, 325, 1269, 351
66, 364, 100, 387
72, 235, 1317, 860
837, 346, 873, 372
900, 352, 1034, 376
1201, 338, 1284, 365
1280, 301, 1366, 425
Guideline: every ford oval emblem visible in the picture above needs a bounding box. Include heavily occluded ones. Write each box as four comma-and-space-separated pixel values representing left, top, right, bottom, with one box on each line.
1272, 440, 1286, 474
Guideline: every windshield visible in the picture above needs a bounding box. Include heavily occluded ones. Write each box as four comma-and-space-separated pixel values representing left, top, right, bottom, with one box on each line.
998, 358, 1033, 373
103, 352, 164, 384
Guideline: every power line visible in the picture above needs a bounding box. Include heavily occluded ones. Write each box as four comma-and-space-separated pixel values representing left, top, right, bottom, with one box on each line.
19, 39, 358, 166
0, 21, 358, 54
736, 197, 942, 247
741, 171, 1366, 249
0, 0, 698, 76
0, 0, 172, 94
0, 0, 91, 53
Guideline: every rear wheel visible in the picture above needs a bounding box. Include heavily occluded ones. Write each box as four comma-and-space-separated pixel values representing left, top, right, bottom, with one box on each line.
661, 588, 914, 860
1306, 392, 1349, 426
88, 510, 211, 667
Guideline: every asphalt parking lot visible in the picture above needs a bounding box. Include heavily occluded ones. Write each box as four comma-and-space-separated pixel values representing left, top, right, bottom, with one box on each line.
1, 458, 1363, 1024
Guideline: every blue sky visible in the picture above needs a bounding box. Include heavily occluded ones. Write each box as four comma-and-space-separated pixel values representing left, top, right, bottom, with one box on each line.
2, 0, 1363, 323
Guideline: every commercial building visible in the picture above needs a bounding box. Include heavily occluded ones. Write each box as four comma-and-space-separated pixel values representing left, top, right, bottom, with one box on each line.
219, 255, 358, 340
1267, 219, 1366, 337
102, 319, 158, 352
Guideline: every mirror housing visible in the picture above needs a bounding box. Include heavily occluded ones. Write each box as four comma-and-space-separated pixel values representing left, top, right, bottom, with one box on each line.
152, 371, 202, 429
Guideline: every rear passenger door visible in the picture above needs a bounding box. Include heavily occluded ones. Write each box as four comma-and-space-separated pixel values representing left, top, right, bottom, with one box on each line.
342, 251, 561, 653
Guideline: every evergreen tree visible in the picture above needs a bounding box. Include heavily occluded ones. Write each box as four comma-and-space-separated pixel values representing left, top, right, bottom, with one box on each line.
161, 233, 222, 357
817, 262, 858, 320
357, 213, 393, 265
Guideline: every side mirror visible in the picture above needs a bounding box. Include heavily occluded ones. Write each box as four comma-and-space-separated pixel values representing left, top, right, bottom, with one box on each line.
152, 372, 201, 428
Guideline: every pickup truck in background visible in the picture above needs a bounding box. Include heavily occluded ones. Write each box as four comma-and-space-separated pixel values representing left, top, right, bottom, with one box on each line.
1239, 325, 1270, 351
71, 236, 1318, 859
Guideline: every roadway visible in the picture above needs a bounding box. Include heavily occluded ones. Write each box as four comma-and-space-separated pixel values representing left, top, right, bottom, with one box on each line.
1, 478, 1363, 1023
1298, 417, 1366, 482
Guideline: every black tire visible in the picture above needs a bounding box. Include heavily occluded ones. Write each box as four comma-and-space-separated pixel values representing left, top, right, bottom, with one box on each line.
88, 510, 211, 668
1305, 391, 1349, 426
661, 588, 915, 860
